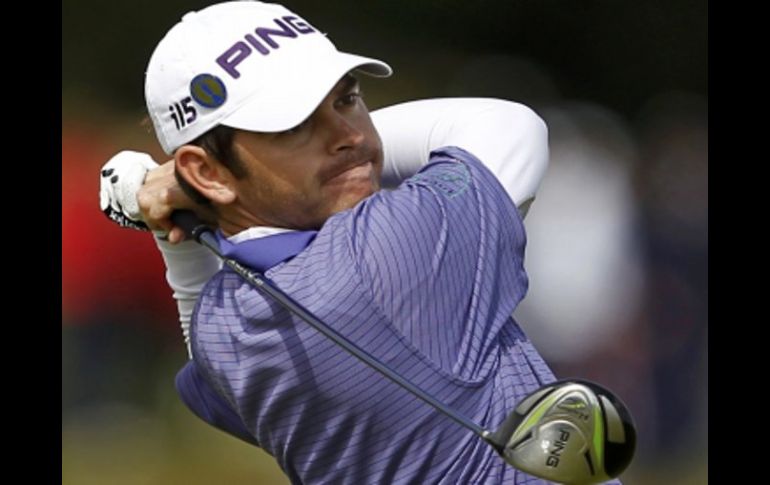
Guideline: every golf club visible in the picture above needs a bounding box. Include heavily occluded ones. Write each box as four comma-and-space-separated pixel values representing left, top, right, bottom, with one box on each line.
171, 210, 636, 484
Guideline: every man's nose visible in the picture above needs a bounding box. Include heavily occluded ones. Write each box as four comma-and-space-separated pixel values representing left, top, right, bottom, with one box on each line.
323, 111, 364, 153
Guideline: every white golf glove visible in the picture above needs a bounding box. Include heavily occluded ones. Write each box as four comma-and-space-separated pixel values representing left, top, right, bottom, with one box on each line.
99, 150, 159, 231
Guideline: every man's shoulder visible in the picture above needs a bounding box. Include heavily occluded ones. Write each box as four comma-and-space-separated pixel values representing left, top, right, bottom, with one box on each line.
409, 146, 480, 199
197, 268, 253, 316
423, 145, 506, 187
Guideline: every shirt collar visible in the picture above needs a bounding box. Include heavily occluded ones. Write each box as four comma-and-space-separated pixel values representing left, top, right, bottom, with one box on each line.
215, 226, 318, 273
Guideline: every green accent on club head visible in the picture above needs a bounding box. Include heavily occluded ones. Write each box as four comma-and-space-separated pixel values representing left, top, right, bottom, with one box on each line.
593, 402, 605, 469
510, 393, 562, 443
558, 399, 586, 410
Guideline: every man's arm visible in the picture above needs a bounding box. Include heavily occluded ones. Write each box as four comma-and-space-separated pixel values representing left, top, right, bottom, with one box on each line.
99, 98, 549, 356
372, 98, 549, 218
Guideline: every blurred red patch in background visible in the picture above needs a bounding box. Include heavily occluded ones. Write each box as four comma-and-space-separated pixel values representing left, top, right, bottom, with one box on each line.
62, 127, 176, 328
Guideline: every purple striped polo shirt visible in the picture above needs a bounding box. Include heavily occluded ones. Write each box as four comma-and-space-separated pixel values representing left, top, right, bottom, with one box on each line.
178, 146, 620, 484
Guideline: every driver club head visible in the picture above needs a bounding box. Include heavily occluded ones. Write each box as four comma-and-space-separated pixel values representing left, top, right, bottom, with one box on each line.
489, 379, 636, 485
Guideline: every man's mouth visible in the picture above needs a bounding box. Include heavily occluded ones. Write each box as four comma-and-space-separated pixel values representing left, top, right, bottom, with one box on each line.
327, 160, 374, 186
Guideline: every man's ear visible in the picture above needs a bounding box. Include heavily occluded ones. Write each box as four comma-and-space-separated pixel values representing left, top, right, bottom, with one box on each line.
174, 145, 236, 205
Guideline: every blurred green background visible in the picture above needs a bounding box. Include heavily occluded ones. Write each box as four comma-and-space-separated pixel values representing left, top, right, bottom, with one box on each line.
63, 1, 707, 483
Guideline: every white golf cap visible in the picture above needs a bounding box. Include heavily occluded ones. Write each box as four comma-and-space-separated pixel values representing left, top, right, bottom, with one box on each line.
145, 1, 392, 154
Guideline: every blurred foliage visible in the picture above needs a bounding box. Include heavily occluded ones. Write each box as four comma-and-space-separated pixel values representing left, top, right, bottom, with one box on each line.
62, 349, 290, 485
63, 0, 706, 118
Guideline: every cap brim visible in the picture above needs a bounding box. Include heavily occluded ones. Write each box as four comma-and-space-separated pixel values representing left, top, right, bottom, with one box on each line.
220, 52, 392, 133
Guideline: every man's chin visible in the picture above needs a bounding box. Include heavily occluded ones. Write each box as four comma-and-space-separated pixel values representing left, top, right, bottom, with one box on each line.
325, 184, 376, 215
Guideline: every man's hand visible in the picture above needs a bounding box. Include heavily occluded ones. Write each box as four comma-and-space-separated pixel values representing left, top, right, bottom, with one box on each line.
137, 161, 216, 243
100, 150, 159, 231
99, 150, 215, 243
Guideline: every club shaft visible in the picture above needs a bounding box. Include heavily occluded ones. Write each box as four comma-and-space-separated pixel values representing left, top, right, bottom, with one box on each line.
176, 211, 492, 440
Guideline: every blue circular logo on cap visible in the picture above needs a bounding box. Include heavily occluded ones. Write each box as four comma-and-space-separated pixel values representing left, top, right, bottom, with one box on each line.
189, 74, 227, 109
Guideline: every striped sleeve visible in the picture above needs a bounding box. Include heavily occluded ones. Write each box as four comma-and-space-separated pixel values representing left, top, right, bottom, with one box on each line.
347, 146, 530, 380
175, 360, 258, 446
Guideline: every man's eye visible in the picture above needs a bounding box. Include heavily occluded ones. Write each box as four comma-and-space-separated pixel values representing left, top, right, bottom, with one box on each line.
338, 91, 363, 106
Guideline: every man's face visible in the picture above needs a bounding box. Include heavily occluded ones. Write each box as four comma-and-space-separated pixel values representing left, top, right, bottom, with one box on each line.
227, 74, 383, 230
